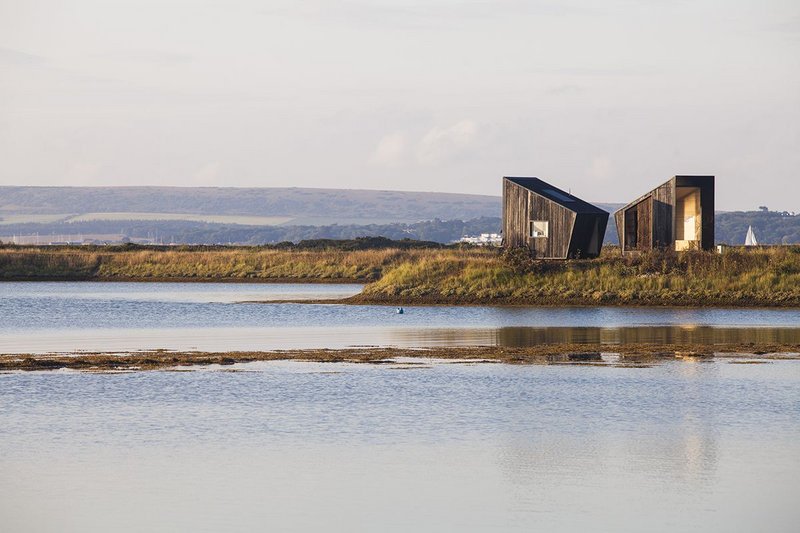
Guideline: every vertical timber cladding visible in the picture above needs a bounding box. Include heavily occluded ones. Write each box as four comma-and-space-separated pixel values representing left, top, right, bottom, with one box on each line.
614, 209, 625, 250
620, 196, 652, 251
651, 178, 675, 248
502, 177, 608, 259
502, 179, 529, 247
636, 198, 653, 250
527, 190, 575, 258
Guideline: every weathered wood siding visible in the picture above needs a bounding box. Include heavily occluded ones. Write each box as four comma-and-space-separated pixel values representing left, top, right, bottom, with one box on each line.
528, 190, 576, 258
502, 179, 530, 248
502, 178, 576, 259
614, 209, 625, 249
651, 179, 674, 248
620, 197, 652, 252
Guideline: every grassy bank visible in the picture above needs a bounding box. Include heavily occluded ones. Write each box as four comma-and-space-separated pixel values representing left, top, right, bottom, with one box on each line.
353, 245, 800, 306
2, 243, 800, 306
0, 245, 415, 282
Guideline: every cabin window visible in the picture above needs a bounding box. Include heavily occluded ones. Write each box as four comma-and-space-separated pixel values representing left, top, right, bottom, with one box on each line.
530, 220, 548, 238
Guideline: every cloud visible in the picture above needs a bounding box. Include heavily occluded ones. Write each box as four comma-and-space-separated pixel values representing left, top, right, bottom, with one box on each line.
416, 120, 478, 165
370, 132, 407, 165
0, 47, 47, 67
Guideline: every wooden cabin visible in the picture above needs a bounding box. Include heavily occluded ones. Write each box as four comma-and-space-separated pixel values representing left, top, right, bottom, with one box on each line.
614, 175, 714, 254
502, 177, 609, 259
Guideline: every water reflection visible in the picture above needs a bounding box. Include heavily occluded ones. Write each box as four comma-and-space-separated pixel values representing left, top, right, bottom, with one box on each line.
493, 325, 800, 346
3, 325, 799, 354
1, 359, 798, 532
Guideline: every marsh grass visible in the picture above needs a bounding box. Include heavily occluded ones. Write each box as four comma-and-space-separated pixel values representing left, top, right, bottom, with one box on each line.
2, 244, 799, 306
360, 245, 800, 306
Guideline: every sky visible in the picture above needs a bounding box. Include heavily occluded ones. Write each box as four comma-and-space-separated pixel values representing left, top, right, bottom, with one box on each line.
0, 0, 798, 210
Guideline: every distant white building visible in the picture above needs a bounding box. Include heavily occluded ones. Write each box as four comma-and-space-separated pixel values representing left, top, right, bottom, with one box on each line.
458, 233, 502, 246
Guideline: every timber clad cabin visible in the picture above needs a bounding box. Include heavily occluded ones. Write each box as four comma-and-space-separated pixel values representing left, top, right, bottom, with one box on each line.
502, 177, 609, 259
614, 176, 714, 254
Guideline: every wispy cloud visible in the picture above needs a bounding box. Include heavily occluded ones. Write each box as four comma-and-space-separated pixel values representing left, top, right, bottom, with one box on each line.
416, 120, 478, 165
370, 132, 407, 165
0, 47, 47, 67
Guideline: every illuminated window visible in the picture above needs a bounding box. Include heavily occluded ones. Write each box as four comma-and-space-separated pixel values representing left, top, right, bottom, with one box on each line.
530, 220, 548, 238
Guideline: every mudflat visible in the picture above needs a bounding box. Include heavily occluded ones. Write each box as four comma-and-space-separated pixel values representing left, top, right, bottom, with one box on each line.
3, 342, 798, 372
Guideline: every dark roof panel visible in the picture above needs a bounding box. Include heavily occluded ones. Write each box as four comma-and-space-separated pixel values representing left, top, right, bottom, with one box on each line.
504, 177, 607, 214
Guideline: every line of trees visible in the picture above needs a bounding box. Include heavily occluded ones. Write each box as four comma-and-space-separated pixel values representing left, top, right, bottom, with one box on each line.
2, 210, 799, 245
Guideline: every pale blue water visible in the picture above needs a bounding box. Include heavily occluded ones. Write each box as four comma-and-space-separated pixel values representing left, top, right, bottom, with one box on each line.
1, 282, 799, 352
1, 359, 798, 532
2, 283, 799, 531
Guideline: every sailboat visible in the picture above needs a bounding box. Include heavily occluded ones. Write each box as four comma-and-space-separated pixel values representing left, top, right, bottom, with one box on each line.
745, 225, 758, 246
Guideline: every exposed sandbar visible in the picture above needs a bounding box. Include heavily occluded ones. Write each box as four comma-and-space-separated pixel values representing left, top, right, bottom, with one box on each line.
2, 342, 799, 372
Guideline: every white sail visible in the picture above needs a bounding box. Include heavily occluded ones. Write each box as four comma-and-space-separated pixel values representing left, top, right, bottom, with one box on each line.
745, 225, 758, 246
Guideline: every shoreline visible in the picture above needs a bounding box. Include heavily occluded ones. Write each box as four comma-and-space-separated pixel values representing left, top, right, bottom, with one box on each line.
341, 294, 800, 308
3, 343, 799, 372
244, 297, 800, 310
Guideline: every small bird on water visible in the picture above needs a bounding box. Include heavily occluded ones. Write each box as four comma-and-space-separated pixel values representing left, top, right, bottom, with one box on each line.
396, 307, 404, 314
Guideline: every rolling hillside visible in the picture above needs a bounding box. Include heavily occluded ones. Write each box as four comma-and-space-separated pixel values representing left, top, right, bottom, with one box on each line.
1, 186, 797, 245
0, 186, 501, 226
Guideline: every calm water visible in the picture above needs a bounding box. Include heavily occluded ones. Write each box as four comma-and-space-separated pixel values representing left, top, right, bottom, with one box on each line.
2, 282, 799, 531
1, 359, 799, 532
1, 282, 800, 353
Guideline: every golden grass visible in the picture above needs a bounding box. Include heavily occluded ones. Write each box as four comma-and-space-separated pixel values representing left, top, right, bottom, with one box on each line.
358, 246, 800, 306
2, 244, 800, 306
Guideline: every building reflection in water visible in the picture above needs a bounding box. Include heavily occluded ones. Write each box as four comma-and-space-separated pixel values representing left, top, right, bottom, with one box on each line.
390, 325, 800, 348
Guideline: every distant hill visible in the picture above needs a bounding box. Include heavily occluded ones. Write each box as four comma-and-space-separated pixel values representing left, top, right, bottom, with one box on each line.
0, 186, 502, 226
0, 186, 622, 244
1, 186, 796, 245
716, 210, 800, 245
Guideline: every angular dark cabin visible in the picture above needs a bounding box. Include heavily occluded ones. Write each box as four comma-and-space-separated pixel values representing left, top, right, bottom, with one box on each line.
502, 177, 609, 259
614, 175, 714, 254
